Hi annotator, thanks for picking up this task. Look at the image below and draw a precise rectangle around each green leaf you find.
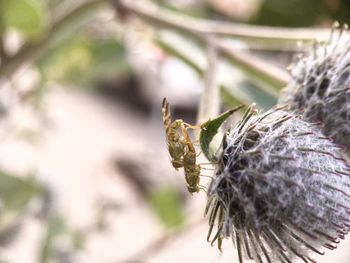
[148,186,184,229]
[0,171,41,211]
[200,106,243,161]
[2,0,48,39]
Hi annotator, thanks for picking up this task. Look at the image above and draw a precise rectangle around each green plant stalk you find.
[0,0,321,85]
[115,0,289,89]
[214,40,288,90]
[155,36,275,107]
[1,0,303,87]
[117,0,330,48]
[197,41,219,125]
[156,37,249,107]
[195,41,220,153]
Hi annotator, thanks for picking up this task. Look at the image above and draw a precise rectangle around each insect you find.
[161,98,187,170]
[181,124,201,193]
[162,98,201,193]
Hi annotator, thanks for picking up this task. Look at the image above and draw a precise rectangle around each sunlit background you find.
[0,0,350,262]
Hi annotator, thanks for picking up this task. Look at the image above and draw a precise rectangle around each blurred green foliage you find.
[0,172,41,212]
[254,0,350,26]
[148,186,185,229]
[37,36,128,86]
[39,216,84,263]
[1,0,350,262]
[157,33,277,110]
[0,170,45,259]
[40,216,66,263]
[1,0,48,39]
[254,0,326,27]
[0,0,130,89]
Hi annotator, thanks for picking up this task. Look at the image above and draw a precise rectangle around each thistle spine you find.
[206,107,350,263]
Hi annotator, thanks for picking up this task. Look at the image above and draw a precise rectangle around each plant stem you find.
[214,40,289,88]
[197,38,219,125]
[117,0,330,48]
[155,36,254,107]
[115,0,289,88]
[1,0,320,85]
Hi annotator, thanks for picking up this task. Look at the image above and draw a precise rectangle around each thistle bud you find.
[206,107,350,263]
[281,27,350,153]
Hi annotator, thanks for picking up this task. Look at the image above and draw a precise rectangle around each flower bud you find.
[281,28,350,154]
[206,107,350,263]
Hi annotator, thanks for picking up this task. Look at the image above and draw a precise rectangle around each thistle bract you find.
[282,28,350,154]
[206,107,350,263]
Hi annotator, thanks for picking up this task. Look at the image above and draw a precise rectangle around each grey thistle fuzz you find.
[206,106,350,263]
[281,25,350,154]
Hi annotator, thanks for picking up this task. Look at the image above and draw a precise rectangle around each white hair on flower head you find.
[282,25,350,155]
[206,106,350,263]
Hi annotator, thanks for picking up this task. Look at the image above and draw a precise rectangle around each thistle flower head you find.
[281,26,350,153]
[206,106,350,263]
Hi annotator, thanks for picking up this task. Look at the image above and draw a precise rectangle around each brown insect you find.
[162,98,201,194]
[161,98,187,169]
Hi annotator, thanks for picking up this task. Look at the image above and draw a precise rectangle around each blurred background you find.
[0,0,350,262]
